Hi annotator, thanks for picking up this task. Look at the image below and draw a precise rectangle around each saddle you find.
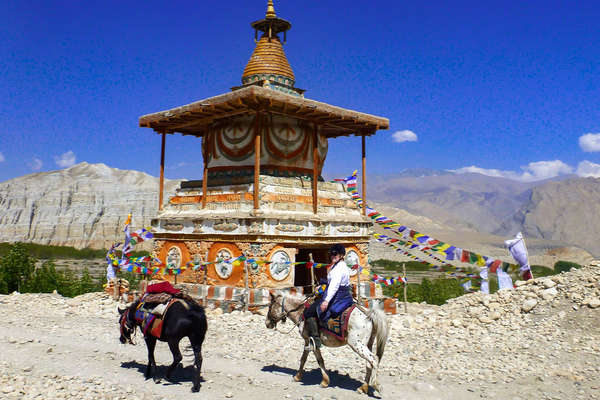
[304,297,356,341]
[134,282,194,339]
[319,304,355,341]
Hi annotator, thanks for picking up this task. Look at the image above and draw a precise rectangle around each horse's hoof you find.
[320,380,329,388]
[191,385,200,393]
[153,377,161,384]
[357,383,369,394]
[372,383,383,396]
[293,373,302,382]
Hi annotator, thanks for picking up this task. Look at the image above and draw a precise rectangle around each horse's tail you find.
[367,308,389,364]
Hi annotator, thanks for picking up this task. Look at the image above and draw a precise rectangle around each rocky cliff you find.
[0,162,179,249]
[499,177,600,256]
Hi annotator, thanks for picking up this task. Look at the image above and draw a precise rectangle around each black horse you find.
[118,298,207,392]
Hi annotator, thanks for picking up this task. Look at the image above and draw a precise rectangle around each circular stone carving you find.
[345,250,360,276]
[166,246,182,269]
[215,248,234,279]
[269,250,291,281]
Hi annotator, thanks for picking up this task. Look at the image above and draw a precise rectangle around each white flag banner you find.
[497,267,514,290]
[505,232,533,279]
[461,280,472,291]
[480,267,489,294]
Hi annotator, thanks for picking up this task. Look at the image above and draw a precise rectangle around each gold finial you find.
[266,0,277,19]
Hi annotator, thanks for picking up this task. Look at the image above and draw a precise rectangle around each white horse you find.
[265,291,389,395]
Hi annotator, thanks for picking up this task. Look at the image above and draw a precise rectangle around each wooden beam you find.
[312,124,319,214]
[361,134,366,216]
[202,140,208,209]
[159,132,166,211]
[254,112,261,210]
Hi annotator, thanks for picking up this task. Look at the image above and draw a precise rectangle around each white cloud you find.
[576,160,600,178]
[579,133,600,152]
[520,160,573,181]
[30,157,43,171]
[452,165,520,180]
[452,160,573,182]
[392,130,418,143]
[0,152,4,162]
[54,150,76,168]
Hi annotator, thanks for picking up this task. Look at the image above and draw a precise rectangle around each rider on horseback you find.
[303,243,354,348]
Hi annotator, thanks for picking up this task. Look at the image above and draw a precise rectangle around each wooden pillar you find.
[254,112,261,210]
[361,134,367,215]
[202,146,208,209]
[312,124,319,214]
[243,256,249,313]
[159,132,166,211]
[403,263,408,314]
[309,253,316,294]
[356,263,362,306]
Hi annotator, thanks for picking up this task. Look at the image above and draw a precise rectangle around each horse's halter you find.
[268,295,305,329]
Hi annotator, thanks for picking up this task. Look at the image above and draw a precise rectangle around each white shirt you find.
[324,260,350,303]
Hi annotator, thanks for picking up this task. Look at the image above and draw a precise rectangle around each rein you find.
[272,295,308,334]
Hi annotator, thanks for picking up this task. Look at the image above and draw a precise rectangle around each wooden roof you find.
[138,86,389,138]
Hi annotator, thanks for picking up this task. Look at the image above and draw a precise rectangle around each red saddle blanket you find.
[319,304,355,341]
[146,281,180,295]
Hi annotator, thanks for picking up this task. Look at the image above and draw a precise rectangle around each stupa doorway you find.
[295,247,329,293]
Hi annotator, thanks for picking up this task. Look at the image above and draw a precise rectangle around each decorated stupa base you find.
[150,175,372,289]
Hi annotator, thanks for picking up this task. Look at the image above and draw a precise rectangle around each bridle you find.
[119,308,136,345]
[267,294,307,333]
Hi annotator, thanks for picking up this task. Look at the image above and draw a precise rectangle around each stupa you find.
[139,1,389,293]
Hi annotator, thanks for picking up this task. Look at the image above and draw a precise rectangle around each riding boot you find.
[305,317,321,349]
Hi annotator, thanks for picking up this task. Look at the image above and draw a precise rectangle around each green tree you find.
[27,260,62,293]
[0,243,36,293]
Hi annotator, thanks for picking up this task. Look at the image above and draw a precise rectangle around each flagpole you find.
[522,235,534,279]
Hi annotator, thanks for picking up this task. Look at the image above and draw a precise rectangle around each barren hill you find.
[0,162,179,249]
[499,177,600,257]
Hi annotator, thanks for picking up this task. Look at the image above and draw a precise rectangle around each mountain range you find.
[0,163,598,262]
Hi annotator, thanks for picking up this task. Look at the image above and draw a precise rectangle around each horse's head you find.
[265,291,287,329]
[118,304,135,344]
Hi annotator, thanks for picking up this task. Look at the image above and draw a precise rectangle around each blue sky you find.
[1,0,599,183]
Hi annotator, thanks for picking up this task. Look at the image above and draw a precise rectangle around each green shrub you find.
[382,277,466,305]
[530,265,555,277]
[371,259,432,272]
[554,260,581,273]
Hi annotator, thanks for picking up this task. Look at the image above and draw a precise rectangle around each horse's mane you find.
[279,291,306,306]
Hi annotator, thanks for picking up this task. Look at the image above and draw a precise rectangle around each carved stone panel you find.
[213,220,239,232]
[275,223,304,233]
[163,222,184,231]
[337,224,359,233]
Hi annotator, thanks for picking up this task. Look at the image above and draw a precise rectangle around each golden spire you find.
[266,0,277,19]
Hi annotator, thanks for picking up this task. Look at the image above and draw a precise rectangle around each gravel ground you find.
[1,263,599,400]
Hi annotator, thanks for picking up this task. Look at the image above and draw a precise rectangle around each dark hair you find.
[328,244,346,257]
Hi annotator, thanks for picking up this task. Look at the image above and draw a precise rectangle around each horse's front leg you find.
[294,338,310,382]
[144,336,158,381]
[166,339,183,381]
[313,344,330,388]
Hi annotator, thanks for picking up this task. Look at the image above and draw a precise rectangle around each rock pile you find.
[0,263,598,399]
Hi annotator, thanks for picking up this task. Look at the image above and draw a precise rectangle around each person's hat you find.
[328,244,346,257]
